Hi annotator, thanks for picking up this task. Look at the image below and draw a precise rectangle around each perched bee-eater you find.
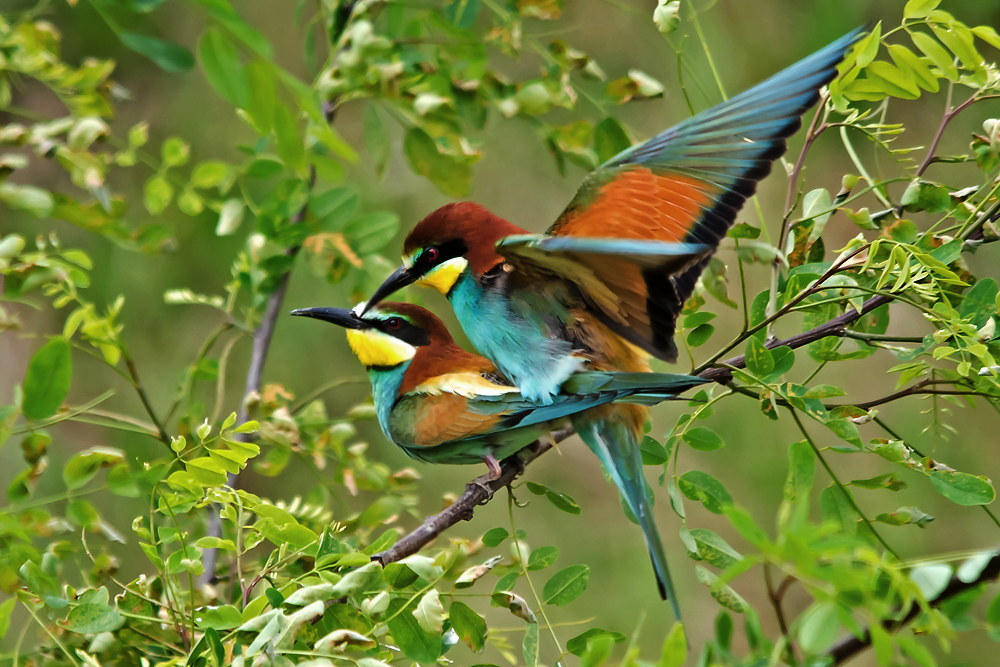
[356,30,861,612]
[292,302,705,614]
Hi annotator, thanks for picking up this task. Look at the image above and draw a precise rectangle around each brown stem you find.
[764,564,798,665]
[371,428,572,565]
[828,549,1000,664]
[200,103,334,587]
[915,90,978,177]
[699,294,893,383]
[121,346,170,445]
[779,94,829,250]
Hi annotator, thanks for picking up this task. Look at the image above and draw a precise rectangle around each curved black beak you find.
[290,306,367,329]
[361,266,417,315]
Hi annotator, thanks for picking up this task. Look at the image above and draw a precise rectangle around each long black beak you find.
[361,266,417,315]
[290,306,367,329]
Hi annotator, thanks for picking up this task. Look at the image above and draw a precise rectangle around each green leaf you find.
[678,471,733,514]
[682,427,724,452]
[443,0,481,29]
[522,619,539,667]
[896,634,936,667]
[194,605,243,630]
[855,22,881,68]
[413,590,445,635]
[144,175,173,215]
[887,43,940,92]
[0,599,14,641]
[744,337,774,377]
[911,31,959,79]
[0,183,54,218]
[852,473,906,492]
[22,337,72,420]
[929,470,996,506]
[867,60,921,99]
[216,199,245,236]
[695,566,747,612]
[877,506,934,528]
[904,0,940,18]
[449,601,487,652]
[274,104,307,175]
[190,161,230,189]
[245,60,275,134]
[657,622,686,667]
[688,528,742,569]
[364,105,390,178]
[117,32,194,72]
[567,629,626,657]
[199,27,248,108]
[687,323,714,347]
[482,527,509,547]
[344,212,399,256]
[987,589,1000,625]
[403,128,470,197]
[527,546,559,571]
[973,25,1000,52]
[728,223,761,239]
[930,22,982,71]
[960,278,998,326]
[783,440,814,503]
[640,436,668,465]
[544,488,582,515]
[798,602,839,653]
[64,603,123,634]
[64,447,125,490]
[593,117,631,163]
[542,564,590,605]
[385,598,442,663]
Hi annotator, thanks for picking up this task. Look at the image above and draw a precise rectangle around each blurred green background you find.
[6,0,1000,663]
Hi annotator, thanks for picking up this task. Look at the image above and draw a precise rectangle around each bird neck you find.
[367,362,411,439]
[461,212,528,276]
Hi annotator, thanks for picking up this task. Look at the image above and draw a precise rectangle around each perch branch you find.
[828,548,1000,664]
[375,295,896,563]
[372,428,573,565]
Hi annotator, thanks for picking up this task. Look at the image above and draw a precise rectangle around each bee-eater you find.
[291,302,706,614]
[362,28,861,402]
[355,30,861,612]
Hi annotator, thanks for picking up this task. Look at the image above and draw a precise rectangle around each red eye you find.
[424,247,439,262]
[386,317,402,330]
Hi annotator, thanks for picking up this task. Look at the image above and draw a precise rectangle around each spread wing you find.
[501,28,863,361]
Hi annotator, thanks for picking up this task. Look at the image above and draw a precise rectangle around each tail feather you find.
[572,414,681,620]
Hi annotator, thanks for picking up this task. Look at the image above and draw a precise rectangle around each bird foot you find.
[466,454,503,503]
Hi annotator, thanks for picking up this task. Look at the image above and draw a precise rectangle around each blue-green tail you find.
[571,414,680,620]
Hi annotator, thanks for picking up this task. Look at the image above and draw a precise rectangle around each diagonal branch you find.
[373,294,895,564]
[828,548,1000,664]
[373,429,571,565]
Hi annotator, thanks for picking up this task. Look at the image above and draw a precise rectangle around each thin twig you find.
[789,410,899,559]
[121,344,169,444]
[764,564,798,665]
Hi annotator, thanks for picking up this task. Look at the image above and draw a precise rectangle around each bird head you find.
[291,301,451,369]
[362,202,527,314]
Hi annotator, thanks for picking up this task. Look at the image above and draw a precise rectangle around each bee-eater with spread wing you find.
[354,30,862,612]
[362,29,862,402]
[292,302,706,615]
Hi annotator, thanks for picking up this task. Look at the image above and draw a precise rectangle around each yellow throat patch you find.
[345,328,416,368]
[416,257,468,295]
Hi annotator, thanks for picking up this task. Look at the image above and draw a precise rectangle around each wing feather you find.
[499,28,862,361]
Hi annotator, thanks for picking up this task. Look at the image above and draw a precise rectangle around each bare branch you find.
[372,428,572,565]
[828,549,1000,664]
[699,294,893,383]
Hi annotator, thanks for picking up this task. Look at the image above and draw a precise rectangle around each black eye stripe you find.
[372,317,431,347]
[414,238,468,271]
